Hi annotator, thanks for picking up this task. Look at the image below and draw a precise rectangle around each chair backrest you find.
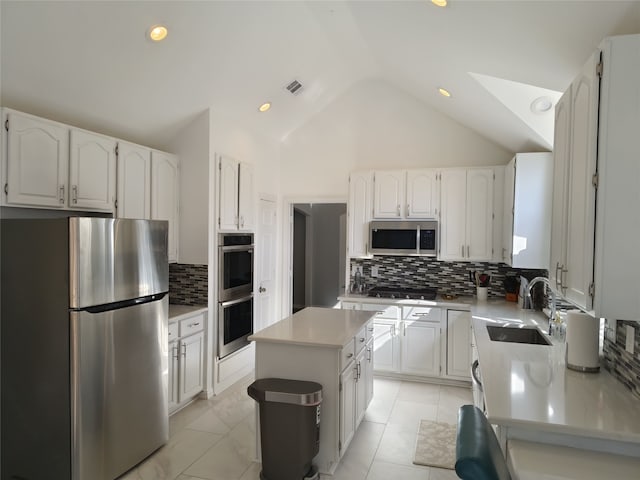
[454,405,512,480]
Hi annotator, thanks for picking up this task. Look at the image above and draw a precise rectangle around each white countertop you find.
[339,293,474,310]
[471,302,640,445]
[168,304,207,322]
[248,306,375,348]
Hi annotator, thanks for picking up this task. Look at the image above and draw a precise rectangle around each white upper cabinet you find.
[4,110,69,208]
[69,129,116,211]
[151,151,179,263]
[502,153,553,268]
[347,171,373,258]
[440,168,494,261]
[373,170,404,218]
[372,169,439,220]
[218,155,254,232]
[406,169,440,219]
[116,141,151,219]
[551,34,640,319]
[238,162,254,231]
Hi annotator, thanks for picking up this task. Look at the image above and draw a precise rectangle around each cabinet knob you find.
[360,337,365,342]
[189,322,200,327]
[347,353,353,359]
[259,286,266,293]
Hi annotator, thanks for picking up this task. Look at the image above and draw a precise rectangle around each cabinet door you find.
[355,349,367,425]
[364,339,374,409]
[219,155,239,230]
[6,111,68,208]
[564,52,600,310]
[348,171,373,258]
[373,320,398,372]
[69,130,116,212]
[341,301,361,310]
[151,151,179,263]
[401,320,440,377]
[502,158,515,264]
[180,332,204,401]
[446,310,471,379]
[373,170,404,218]
[339,363,357,453]
[168,341,180,411]
[439,169,467,260]
[466,168,494,261]
[238,162,254,231]
[116,141,151,219]
[550,88,571,292]
[407,169,439,218]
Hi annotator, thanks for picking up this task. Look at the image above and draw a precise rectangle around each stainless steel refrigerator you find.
[1,217,170,480]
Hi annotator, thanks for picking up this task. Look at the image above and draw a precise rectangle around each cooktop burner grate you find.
[367,286,437,300]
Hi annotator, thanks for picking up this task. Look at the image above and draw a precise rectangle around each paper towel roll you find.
[565,310,600,372]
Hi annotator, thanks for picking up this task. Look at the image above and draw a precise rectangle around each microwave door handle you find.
[220,294,254,307]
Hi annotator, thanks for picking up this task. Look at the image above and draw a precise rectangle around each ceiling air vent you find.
[285,79,304,95]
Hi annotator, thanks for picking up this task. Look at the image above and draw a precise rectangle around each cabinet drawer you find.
[402,306,441,322]
[362,304,400,320]
[342,301,361,310]
[341,339,356,371]
[355,326,367,353]
[168,322,179,341]
[179,312,205,336]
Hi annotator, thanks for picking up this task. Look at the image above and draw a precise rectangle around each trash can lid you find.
[247,378,322,406]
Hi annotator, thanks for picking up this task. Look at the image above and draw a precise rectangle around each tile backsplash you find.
[169,263,208,305]
[603,319,640,400]
[349,256,547,300]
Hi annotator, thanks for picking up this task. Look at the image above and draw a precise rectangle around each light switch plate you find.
[626,325,635,354]
[371,266,379,277]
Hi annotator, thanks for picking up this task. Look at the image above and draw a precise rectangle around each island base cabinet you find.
[253,325,373,475]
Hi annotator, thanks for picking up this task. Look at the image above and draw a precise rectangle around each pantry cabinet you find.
[372,169,439,219]
[440,168,494,261]
[502,153,552,268]
[347,171,373,258]
[218,155,254,231]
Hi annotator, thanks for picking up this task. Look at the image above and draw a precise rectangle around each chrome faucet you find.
[526,277,556,334]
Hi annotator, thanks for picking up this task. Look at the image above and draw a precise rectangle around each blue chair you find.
[454,405,512,480]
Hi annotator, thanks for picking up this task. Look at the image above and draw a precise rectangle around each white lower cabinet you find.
[446,310,472,380]
[339,332,374,454]
[345,300,470,382]
[168,311,206,413]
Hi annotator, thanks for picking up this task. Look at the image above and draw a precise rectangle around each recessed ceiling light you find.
[530,96,554,114]
[149,25,168,42]
[438,87,451,97]
[258,102,271,113]
[432,0,448,7]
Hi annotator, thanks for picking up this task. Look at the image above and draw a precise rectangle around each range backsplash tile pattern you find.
[349,256,546,300]
[169,263,208,305]
[603,318,640,400]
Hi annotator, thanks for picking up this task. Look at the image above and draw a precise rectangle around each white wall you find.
[280,77,513,197]
[168,109,210,265]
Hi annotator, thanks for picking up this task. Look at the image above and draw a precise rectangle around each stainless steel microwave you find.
[369,221,438,256]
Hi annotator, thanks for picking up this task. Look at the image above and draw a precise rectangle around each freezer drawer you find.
[70,296,169,480]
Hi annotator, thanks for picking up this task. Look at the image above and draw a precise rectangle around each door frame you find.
[281,196,347,317]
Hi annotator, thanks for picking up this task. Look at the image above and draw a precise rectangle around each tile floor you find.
[121,376,472,480]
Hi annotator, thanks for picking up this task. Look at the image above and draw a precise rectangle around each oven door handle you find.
[220,245,254,252]
[220,294,254,307]
[471,359,483,391]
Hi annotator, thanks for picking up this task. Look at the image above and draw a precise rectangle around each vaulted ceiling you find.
[2,1,639,153]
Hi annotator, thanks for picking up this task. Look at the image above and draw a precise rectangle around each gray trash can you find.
[248,378,322,480]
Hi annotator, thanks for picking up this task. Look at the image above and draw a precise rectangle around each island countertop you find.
[248,306,375,348]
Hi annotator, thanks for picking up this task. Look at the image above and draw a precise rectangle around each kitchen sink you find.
[486,325,552,346]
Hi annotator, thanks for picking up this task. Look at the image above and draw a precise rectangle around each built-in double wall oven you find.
[218,233,254,359]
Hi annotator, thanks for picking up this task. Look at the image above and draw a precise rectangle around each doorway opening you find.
[292,203,346,313]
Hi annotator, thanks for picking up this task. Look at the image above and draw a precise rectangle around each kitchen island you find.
[248,307,375,475]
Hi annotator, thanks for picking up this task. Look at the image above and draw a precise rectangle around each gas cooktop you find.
[367,286,438,300]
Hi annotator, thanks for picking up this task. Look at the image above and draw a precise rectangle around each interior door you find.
[256,197,277,331]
